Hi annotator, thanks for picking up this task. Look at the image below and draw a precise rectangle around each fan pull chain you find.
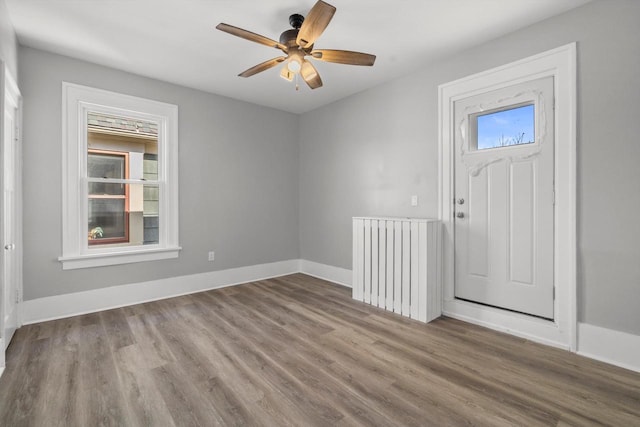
[295,73,299,91]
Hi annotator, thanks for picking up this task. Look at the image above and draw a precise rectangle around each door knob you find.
[457,198,465,205]
[456,212,465,219]
[4,243,14,250]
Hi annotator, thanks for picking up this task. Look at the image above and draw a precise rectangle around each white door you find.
[453,76,554,319]
[2,73,20,349]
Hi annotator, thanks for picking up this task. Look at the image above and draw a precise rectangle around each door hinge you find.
[553,287,556,300]
[552,190,555,206]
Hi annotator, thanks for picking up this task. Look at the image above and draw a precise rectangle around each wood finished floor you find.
[0,274,639,426]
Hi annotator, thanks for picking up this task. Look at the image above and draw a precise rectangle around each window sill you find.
[58,246,181,270]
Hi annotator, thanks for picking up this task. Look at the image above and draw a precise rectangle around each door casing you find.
[438,43,577,351]
[0,63,23,368]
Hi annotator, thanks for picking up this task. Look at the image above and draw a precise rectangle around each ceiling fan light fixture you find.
[280,66,294,81]
[287,57,302,73]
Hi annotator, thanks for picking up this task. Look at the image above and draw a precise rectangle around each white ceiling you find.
[6,0,591,114]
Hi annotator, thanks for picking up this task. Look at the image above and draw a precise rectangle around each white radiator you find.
[352,217,441,323]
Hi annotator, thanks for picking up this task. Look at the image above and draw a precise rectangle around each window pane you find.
[88,152,125,179]
[476,104,535,150]
[83,110,162,250]
[143,184,159,244]
[130,184,160,245]
[143,153,158,180]
[88,199,127,243]
[88,151,126,195]
[87,112,158,139]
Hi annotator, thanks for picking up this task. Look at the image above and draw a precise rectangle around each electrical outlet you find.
[411,195,419,207]
[208,251,215,262]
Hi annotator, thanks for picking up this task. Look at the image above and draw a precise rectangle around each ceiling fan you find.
[216,0,376,90]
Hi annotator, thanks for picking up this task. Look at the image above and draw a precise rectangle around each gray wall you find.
[299,0,640,335]
[0,0,18,79]
[20,46,299,300]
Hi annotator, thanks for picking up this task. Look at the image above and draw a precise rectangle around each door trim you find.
[0,63,24,352]
[438,43,577,351]
[8,69,23,329]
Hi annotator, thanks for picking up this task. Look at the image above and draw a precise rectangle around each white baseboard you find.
[22,258,352,325]
[22,259,299,325]
[299,259,352,288]
[577,323,640,373]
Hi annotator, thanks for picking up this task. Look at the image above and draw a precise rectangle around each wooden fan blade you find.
[296,1,336,49]
[216,23,287,52]
[238,57,286,78]
[301,60,323,89]
[311,49,376,66]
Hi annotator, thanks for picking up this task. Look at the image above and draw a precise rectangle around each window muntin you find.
[473,103,535,150]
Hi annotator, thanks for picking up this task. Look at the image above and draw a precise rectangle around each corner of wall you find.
[0,0,19,80]
[577,323,640,373]
[299,259,351,288]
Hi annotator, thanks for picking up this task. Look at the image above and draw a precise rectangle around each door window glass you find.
[475,104,534,150]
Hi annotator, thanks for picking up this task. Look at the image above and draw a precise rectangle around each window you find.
[60,83,180,269]
[472,103,535,150]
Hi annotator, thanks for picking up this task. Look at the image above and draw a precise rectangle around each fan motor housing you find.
[279,29,299,47]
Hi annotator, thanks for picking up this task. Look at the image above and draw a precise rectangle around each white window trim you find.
[60,83,180,269]
[438,43,577,351]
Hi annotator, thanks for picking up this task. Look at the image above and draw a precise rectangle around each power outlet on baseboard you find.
[208,251,215,262]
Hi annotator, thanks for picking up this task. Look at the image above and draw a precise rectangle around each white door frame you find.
[438,43,577,351]
[0,62,23,366]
